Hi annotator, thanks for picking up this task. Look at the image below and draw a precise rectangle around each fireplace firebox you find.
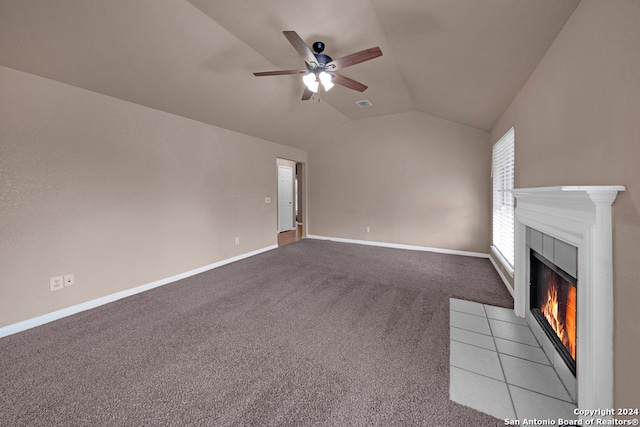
[530,250,577,376]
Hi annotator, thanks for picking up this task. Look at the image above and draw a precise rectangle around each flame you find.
[541,281,576,360]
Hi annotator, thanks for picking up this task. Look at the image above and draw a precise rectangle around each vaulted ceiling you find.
[0,0,580,150]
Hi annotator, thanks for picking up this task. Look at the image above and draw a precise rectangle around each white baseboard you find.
[0,244,278,338]
[306,234,489,258]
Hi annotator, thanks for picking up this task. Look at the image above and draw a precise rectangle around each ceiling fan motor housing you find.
[305,54,333,71]
[314,53,333,67]
[311,41,332,67]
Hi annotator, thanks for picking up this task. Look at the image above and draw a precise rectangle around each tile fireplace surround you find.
[510,186,625,413]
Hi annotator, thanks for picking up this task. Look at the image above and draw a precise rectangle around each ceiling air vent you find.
[355,100,372,107]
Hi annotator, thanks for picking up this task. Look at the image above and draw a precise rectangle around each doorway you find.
[277,158,304,246]
[277,164,294,232]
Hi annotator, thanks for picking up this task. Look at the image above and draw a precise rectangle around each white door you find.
[278,165,294,232]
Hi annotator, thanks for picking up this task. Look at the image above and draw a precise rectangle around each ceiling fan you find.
[253,31,383,101]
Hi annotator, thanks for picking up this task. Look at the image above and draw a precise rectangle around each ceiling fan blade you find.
[283,31,318,68]
[326,47,382,71]
[253,70,306,76]
[301,87,313,101]
[331,73,368,92]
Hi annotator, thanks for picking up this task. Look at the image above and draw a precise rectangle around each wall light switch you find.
[265,197,271,204]
[50,276,64,291]
[64,274,74,287]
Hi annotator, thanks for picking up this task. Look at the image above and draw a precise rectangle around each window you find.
[492,127,515,270]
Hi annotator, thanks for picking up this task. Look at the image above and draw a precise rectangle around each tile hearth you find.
[449,298,577,421]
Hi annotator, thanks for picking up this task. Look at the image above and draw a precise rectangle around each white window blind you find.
[492,127,515,269]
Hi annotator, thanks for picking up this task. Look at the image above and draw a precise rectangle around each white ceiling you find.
[0,0,580,150]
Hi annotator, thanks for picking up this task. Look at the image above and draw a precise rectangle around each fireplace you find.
[510,185,624,414]
[529,249,577,376]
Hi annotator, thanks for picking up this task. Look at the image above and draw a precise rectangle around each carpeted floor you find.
[0,239,513,426]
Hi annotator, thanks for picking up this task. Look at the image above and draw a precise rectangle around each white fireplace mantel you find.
[511,185,625,412]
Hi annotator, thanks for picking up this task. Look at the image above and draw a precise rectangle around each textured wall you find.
[490,0,640,409]
[308,111,491,254]
[0,66,306,327]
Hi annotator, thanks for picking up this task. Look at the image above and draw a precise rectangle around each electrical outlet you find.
[365,226,371,233]
[235,237,240,245]
[50,276,64,291]
[64,274,74,287]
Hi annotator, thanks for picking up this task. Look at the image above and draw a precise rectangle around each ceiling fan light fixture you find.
[319,71,334,91]
[303,73,319,93]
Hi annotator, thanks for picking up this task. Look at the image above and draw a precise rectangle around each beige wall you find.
[308,111,491,254]
[490,0,640,408]
[0,66,306,327]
